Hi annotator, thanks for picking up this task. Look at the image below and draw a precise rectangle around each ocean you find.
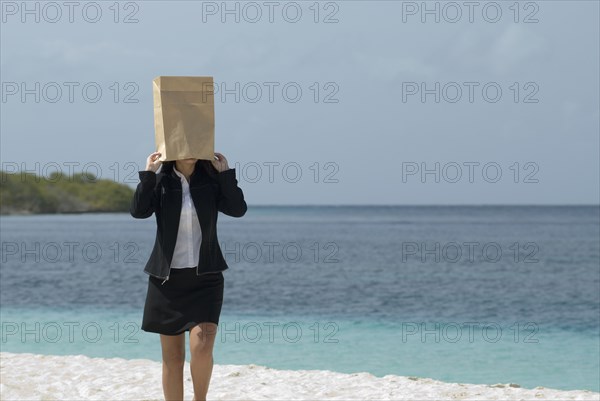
[1,206,598,392]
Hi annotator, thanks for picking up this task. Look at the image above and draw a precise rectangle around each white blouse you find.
[170,166,202,269]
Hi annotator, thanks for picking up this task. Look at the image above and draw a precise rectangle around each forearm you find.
[216,168,247,217]
[130,170,158,219]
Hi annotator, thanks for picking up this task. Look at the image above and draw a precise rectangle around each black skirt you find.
[142,267,224,336]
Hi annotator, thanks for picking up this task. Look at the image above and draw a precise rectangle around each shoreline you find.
[1,352,599,400]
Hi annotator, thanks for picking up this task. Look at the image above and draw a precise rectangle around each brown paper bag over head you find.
[153,76,215,162]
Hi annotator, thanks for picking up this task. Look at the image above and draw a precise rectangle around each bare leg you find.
[160,333,186,401]
[189,322,218,401]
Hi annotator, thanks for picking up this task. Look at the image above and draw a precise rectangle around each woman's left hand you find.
[212,152,230,173]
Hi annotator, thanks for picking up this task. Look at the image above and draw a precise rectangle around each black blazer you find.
[130,160,247,284]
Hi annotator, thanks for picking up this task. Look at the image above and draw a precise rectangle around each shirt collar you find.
[172,166,187,182]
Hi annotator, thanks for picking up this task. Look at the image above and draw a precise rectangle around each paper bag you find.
[153,76,215,161]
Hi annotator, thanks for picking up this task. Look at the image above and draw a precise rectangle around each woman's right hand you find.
[145,151,162,172]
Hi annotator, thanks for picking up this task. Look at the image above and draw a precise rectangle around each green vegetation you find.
[0,170,134,215]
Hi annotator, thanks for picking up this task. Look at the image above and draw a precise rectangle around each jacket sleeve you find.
[216,168,247,218]
[130,171,159,219]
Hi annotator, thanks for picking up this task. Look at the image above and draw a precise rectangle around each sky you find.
[1,0,599,205]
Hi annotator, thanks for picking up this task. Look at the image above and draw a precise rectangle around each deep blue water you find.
[1,206,599,392]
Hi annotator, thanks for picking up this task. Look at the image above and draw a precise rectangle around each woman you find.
[130,151,247,401]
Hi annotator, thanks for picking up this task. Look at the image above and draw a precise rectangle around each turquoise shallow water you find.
[1,206,599,391]
[1,305,598,392]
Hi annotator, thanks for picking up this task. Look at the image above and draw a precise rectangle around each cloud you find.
[488,25,547,75]
[38,39,143,65]
[351,52,437,82]
[437,25,547,77]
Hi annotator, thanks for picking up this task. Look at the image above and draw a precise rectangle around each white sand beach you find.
[1,352,598,400]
